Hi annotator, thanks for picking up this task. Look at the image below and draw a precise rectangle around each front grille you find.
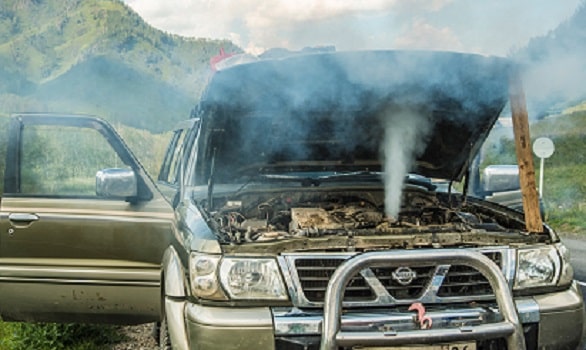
[372,266,436,299]
[295,258,374,302]
[288,250,505,306]
[438,251,502,297]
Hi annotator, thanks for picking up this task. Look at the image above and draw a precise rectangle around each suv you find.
[0,50,584,350]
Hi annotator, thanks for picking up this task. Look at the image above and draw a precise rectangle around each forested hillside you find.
[0,0,241,131]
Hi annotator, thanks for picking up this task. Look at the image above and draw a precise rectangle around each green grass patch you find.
[0,322,126,350]
[547,206,586,233]
[532,114,586,233]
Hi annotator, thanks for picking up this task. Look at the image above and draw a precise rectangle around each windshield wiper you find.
[235,171,436,192]
[248,171,382,187]
[316,172,437,191]
[313,171,382,184]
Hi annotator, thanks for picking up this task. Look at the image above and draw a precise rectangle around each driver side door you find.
[0,114,174,324]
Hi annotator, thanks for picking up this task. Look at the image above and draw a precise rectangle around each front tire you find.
[159,317,172,350]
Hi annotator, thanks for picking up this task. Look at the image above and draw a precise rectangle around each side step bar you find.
[320,249,526,350]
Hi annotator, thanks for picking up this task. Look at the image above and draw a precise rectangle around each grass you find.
[539,164,586,233]
[530,112,586,233]
[0,322,126,350]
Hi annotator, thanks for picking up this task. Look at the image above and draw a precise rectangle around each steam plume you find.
[381,108,432,219]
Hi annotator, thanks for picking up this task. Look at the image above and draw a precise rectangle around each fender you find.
[162,246,190,350]
[162,246,187,298]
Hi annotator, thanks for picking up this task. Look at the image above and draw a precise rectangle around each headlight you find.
[555,242,574,287]
[189,253,288,301]
[514,246,561,290]
[189,253,226,300]
[219,258,288,300]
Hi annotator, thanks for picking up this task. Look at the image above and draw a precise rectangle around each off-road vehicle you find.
[0,50,583,350]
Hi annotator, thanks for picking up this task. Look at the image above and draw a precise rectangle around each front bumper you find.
[176,249,584,350]
[184,304,275,350]
[533,282,585,349]
[179,283,584,350]
[273,284,584,349]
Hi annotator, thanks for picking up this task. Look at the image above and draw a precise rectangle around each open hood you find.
[198,50,512,183]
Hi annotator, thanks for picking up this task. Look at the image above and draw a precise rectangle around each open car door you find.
[0,114,174,324]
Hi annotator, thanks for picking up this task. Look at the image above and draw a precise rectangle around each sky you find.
[122,0,583,56]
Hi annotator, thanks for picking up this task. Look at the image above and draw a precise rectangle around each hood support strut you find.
[509,70,543,233]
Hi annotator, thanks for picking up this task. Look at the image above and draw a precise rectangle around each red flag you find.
[210,48,235,71]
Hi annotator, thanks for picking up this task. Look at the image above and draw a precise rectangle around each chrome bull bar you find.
[320,249,526,350]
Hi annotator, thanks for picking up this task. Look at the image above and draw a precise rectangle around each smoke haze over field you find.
[517,3,586,117]
[521,54,586,118]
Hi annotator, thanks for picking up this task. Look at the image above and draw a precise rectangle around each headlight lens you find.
[189,253,288,301]
[555,242,574,287]
[219,258,288,300]
[514,246,561,290]
[189,253,226,300]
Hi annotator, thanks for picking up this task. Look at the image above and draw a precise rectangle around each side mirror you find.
[96,168,137,199]
[482,165,520,193]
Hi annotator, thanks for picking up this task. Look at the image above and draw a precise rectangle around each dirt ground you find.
[112,323,157,350]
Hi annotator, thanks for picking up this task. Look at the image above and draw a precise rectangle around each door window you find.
[20,125,125,197]
[158,119,199,187]
[159,129,188,186]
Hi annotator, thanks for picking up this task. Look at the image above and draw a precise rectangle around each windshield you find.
[208,111,383,185]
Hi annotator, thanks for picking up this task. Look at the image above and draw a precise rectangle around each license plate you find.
[356,342,476,350]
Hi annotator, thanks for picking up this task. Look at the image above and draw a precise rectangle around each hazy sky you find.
[122,0,583,56]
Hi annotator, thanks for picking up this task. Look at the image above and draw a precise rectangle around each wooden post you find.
[509,70,543,233]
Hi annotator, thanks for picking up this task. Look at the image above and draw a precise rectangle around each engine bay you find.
[208,185,529,244]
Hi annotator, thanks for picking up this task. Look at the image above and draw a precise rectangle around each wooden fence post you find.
[509,70,543,233]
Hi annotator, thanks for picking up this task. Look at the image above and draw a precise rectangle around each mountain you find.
[515,1,586,118]
[0,0,241,132]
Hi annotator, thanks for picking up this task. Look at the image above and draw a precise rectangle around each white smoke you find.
[513,3,586,117]
[381,108,432,219]
[522,53,586,117]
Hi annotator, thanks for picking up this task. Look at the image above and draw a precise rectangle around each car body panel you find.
[0,196,173,261]
[185,304,275,350]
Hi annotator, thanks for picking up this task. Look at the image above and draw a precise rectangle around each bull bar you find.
[320,249,526,350]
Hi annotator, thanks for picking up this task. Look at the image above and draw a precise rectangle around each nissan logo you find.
[392,266,417,285]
